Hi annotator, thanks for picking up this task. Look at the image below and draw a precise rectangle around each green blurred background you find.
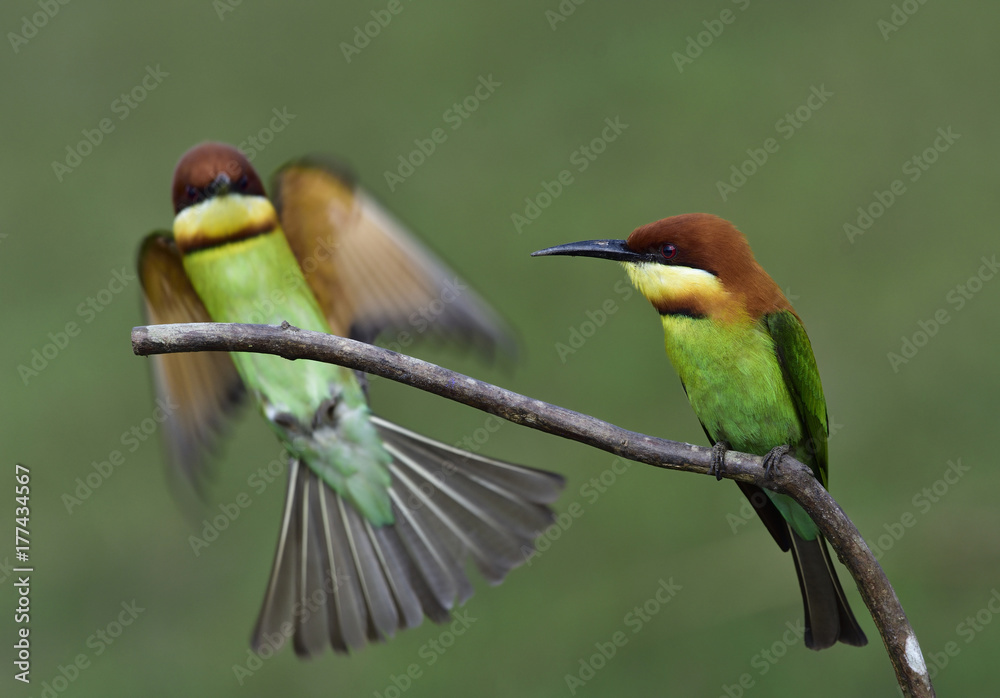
[2,1,997,696]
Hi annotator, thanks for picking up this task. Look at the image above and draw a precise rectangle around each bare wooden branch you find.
[131,321,934,697]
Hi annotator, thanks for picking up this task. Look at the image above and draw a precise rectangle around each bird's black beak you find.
[206,172,232,198]
[531,239,639,262]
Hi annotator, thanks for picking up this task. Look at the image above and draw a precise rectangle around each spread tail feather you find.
[251,418,565,657]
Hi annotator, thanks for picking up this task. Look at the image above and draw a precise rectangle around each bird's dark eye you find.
[237,174,248,189]
[660,244,678,260]
[186,185,200,202]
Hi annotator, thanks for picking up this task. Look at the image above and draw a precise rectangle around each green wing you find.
[764,310,829,486]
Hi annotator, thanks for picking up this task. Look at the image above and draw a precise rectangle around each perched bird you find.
[138,142,564,657]
[532,213,867,649]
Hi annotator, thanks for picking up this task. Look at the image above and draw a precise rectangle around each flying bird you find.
[138,142,564,657]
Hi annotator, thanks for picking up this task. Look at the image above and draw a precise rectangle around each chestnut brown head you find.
[171,142,265,214]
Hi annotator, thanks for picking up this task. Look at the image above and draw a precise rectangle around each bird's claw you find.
[312,394,343,429]
[709,441,730,481]
[762,444,792,478]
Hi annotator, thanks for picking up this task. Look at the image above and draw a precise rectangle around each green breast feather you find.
[661,309,828,540]
[182,231,394,525]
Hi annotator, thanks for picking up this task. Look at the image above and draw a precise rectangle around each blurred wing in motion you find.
[137,232,245,491]
[271,157,516,357]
